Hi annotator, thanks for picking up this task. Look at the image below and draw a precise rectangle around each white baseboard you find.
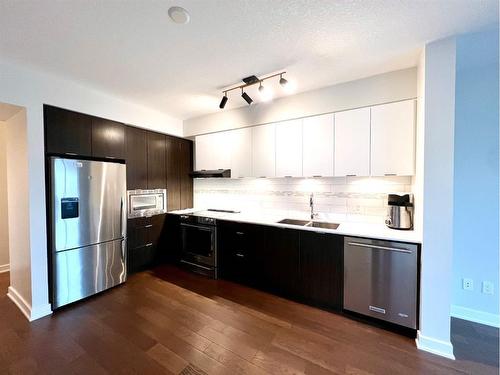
[7,286,31,321]
[416,331,455,360]
[7,286,52,322]
[0,263,9,273]
[30,303,52,321]
[451,305,500,328]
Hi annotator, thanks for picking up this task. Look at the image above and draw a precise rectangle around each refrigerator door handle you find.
[120,196,125,238]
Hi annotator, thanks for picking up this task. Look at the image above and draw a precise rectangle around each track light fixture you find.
[219,92,228,109]
[241,88,253,105]
[218,71,291,109]
[279,73,288,87]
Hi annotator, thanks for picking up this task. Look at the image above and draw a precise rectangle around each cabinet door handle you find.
[65,152,77,156]
[346,174,356,177]
[105,156,116,159]
[236,231,245,235]
[145,243,153,247]
[235,253,245,258]
[384,173,396,176]
[144,224,153,228]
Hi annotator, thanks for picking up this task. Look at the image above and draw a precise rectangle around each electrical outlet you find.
[463,278,474,291]
[482,281,494,295]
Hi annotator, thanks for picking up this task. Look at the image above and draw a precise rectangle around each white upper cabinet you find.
[302,114,334,177]
[195,132,231,171]
[275,119,303,177]
[252,124,276,177]
[193,100,416,179]
[334,107,370,176]
[229,127,252,178]
[371,100,416,176]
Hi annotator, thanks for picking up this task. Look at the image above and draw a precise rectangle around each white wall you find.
[0,59,183,320]
[0,121,9,271]
[184,68,417,136]
[451,29,499,327]
[4,110,34,319]
[413,52,425,237]
[416,37,456,359]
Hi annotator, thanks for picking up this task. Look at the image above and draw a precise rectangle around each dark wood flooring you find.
[0,266,498,374]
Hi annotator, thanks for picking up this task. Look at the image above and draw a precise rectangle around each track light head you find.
[279,74,288,87]
[241,89,253,105]
[258,81,273,102]
[219,93,228,109]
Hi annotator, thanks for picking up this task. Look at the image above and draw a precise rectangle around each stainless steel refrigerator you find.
[50,157,127,309]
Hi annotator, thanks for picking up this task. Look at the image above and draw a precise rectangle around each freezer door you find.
[52,239,126,308]
[51,157,126,252]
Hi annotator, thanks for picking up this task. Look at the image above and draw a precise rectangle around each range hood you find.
[190,169,231,178]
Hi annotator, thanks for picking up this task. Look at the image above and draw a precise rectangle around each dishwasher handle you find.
[347,242,412,254]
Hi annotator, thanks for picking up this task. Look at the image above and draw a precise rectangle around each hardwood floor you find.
[0,267,498,374]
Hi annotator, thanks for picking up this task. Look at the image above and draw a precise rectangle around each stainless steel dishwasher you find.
[343,237,418,329]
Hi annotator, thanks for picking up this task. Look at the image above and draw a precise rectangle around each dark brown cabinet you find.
[218,221,260,285]
[91,118,125,159]
[165,136,181,211]
[299,231,343,311]
[217,221,344,311]
[44,106,92,156]
[125,126,148,189]
[127,214,166,273]
[179,138,193,209]
[219,222,301,297]
[165,136,193,211]
[257,226,301,297]
[147,132,166,189]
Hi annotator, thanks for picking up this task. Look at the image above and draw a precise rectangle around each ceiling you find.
[0,1,497,120]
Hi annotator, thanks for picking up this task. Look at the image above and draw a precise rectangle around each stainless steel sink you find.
[277,218,340,230]
[278,218,311,226]
[307,221,340,230]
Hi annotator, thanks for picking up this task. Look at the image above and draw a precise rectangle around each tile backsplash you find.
[194,176,413,223]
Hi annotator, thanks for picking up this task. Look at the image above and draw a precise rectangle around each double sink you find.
[278,218,340,230]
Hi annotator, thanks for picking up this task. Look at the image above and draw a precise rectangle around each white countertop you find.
[169,208,421,244]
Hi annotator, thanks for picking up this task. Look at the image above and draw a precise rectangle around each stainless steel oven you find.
[179,214,217,278]
[127,189,166,218]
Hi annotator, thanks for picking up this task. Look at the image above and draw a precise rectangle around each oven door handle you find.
[180,223,214,231]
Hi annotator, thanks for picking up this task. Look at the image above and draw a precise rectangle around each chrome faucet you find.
[309,193,318,220]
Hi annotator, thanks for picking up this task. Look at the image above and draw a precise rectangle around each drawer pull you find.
[236,231,245,235]
[235,253,245,258]
[347,242,412,254]
[145,243,153,247]
[144,224,153,228]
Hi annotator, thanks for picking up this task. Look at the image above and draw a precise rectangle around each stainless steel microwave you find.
[126,189,167,218]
